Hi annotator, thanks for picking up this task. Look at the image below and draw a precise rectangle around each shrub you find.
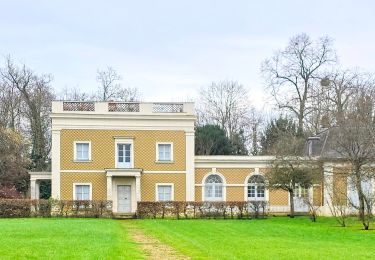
[0,199,112,218]
[137,201,268,219]
[0,199,31,217]
[0,186,23,199]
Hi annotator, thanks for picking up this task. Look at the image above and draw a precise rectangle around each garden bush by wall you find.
[137,201,268,219]
[0,199,112,218]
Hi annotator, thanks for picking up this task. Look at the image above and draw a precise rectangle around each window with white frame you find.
[204,174,223,201]
[75,142,90,161]
[157,185,173,201]
[74,184,91,200]
[247,175,265,200]
[117,143,132,168]
[157,143,172,162]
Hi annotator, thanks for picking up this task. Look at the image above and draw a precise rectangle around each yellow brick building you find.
[29,101,335,215]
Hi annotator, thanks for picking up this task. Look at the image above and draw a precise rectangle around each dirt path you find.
[121,221,190,260]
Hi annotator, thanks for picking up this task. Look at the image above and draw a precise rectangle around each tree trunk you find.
[289,190,295,218]
[252,124,258,155]
[354,169,365,224]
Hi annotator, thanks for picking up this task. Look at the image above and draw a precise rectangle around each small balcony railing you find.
[108,102,140,112]
[153,103,184,113]
[63,101,95,111]
[55,101,193,115]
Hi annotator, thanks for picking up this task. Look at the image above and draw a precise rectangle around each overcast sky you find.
[1,0,374,110]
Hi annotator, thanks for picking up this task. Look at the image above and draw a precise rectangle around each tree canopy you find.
[195,125,234,155]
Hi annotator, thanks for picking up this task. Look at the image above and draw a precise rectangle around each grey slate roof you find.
[306,127,342,159]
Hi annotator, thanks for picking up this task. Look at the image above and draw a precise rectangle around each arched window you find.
[247,175,265,200]
[204,174,223,201]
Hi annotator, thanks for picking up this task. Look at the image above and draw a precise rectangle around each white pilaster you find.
[135,176,141,201]
[51,130,61,199]
[322,163,334,215]
[30,179,36,199]
[107,176,112,201]
[185,131,195,201]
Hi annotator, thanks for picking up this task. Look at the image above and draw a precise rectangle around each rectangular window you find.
[157,185,172,201]
[75,142,90,161]
[157,143,172,161]
[117,143,131,168]
[75,185,90,200]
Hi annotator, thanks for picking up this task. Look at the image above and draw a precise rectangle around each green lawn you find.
[0,218,143,259]
[1,217,374,259]
[132,217,375,259]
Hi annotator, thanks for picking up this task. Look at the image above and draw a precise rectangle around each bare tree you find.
[303,194,321,222]
[331,79,375,230]
[267,130,320,217]
[1,56,54,171]
[95,66,141,101]
[0,66,23,130]
[323,70,366,125]
[117,86,140,102]
[96,67,121,101]
[262,33,337,135]
[197,80,253,154]
[59,86,90,101]
[250,108,262,155]
[325,181,351,227]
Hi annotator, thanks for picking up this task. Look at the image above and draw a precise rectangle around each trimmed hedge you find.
[137,201,268,219]
[0,199,112,218]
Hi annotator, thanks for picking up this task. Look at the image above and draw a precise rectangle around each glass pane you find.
[158,150,163,160]
[82,144,88,153]
[76,185,90,200]
[76,143,89,160]
[257,186,265,198]
[248,186,255,198]
[205,175,222,184]
[205,186,213,198]
[83,186,89,193]
[164,192,171,200]
[215,185,222,198]
[158,186,172,201]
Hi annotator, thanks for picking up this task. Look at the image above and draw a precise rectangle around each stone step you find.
[113,213,136,219]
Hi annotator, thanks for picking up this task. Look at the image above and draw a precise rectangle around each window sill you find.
[155,160,174,164]
[73,160,92,163]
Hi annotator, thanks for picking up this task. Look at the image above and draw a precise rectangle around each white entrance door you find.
[293,185,309,212]
[117,185,131,213]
